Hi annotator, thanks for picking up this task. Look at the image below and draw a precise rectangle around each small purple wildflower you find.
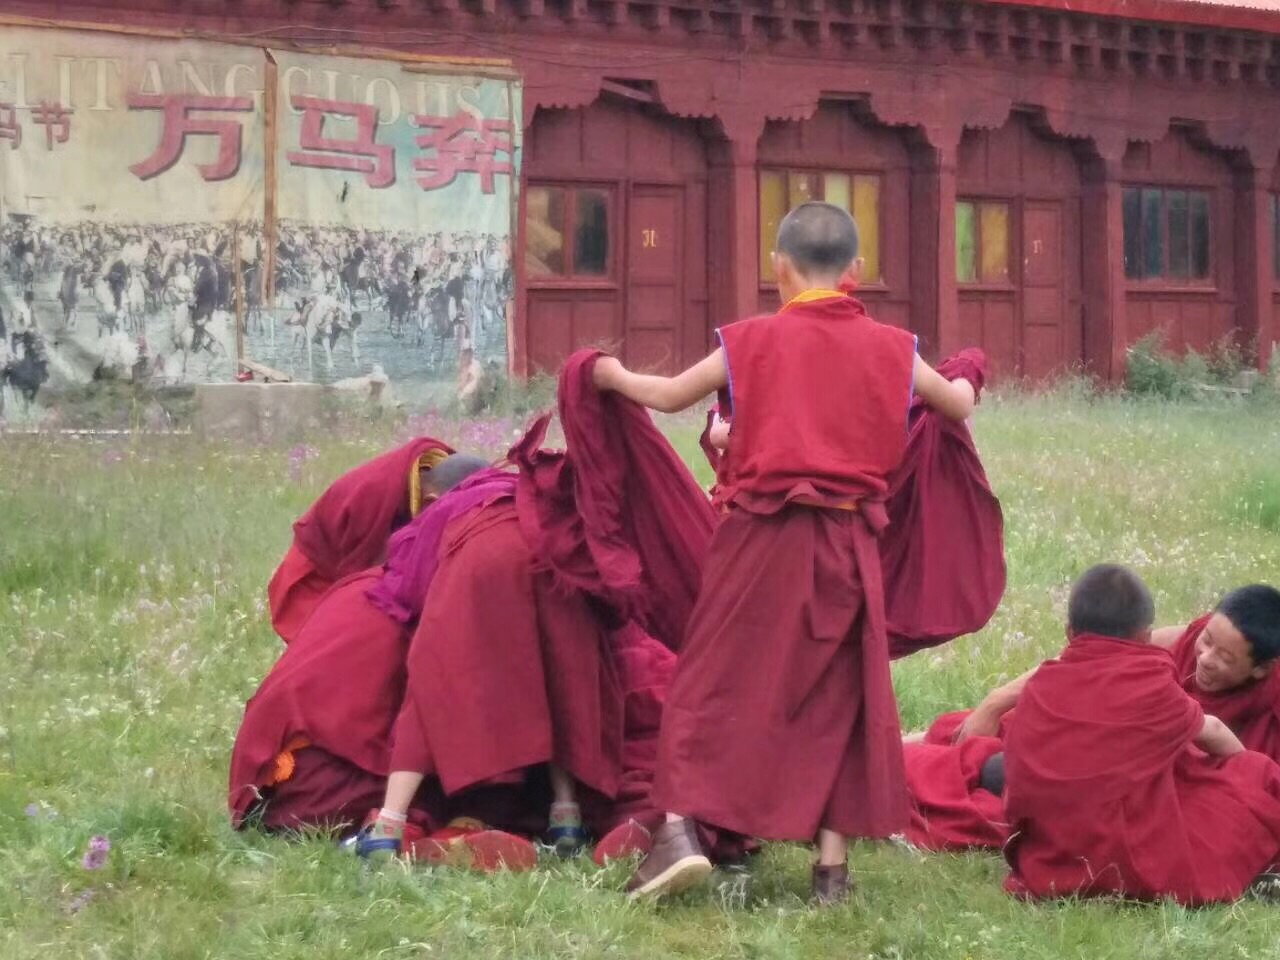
[81,835,111,871]
[65,890,95,914]
[24,803,39,818]
[100,448,126,467]
[286,444,319,484]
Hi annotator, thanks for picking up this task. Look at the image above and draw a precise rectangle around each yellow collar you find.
[780,288,847,312]
[409,447,452,517]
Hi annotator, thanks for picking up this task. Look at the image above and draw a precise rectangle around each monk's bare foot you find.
[624,820,711,900]
[811,863,854,906]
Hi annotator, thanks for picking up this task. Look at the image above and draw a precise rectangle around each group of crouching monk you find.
[230,202,1280,908]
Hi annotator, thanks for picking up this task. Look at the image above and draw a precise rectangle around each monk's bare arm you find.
[1195,714,1245,758]
[913,355,977,422]
[594,350,728,414]
[1150,625,1186,651]
[953,667,1036,743]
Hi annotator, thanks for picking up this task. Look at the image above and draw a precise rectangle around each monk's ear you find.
[1251,659,1274,681]
[773,252,796,289]
[842,258,864,286]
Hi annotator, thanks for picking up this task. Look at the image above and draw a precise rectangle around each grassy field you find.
[3,389,1280,960]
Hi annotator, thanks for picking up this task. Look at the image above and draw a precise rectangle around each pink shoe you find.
[592,819,653,867]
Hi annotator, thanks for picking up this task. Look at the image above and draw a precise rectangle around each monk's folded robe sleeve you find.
[511,349,718,653]
[882,348,1006,659]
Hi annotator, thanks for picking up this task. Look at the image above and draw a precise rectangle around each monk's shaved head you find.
[424,453,490,495]
[776,202,859,279]
[1218,584,1280,665]
[1067,564,1155,640]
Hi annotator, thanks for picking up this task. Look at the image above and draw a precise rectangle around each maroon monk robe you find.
[388,499,626,802]
[578,622,675,835]
[883,349,1005,659]
[511,350,718,653]
[266,545,331,647]
[1171,615,1280,762]
[231,570,420,830]
[904,713,1008,851]
[268,436,452,643]
[653,294,916,841]
[1004,634,1280,905]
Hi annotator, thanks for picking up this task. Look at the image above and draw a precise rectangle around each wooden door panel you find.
[1020,200,1066,377]
[626,185,683,373]
[1023,203,1063,288]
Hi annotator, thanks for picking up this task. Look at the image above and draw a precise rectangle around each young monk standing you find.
[593,201,977,904]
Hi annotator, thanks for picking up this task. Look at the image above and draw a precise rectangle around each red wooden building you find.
[10,0,1280,380]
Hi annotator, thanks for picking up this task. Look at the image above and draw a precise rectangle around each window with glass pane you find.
[759,171,787,283]
[980,203,1010,283]
[573,190,610,275]
[526,185,613,279]
[956,199,1009,284]
[758,169,882,284]
[852,176,881,284]
[955,201,977,283]
[1189,192,1209,280]
[1142,188,1164,279]
[1168,190,1190,279]
[1121,186,1211,281]
[526,186,566,277]
[1123,187,1142,278]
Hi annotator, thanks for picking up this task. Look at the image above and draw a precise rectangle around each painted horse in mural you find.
[287,294,362,372]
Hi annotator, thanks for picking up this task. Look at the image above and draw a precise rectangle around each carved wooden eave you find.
[281,0,1280,86]
[5,0,1279,160]
[30,0,1274,85]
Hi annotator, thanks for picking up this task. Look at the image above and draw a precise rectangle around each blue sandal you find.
[351,825,403,862]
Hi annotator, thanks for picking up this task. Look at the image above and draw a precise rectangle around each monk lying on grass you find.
[1001,564,1280,905]
[903,582,1280,853]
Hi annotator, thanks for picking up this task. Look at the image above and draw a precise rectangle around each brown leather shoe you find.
[811,863,853,906]
[624,819,712,900]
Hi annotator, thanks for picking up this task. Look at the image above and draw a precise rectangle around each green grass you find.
[3,391,1280,959]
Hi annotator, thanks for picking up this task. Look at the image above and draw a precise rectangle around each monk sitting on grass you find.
[1001,564,1280,905]
[903,583,1280,853]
